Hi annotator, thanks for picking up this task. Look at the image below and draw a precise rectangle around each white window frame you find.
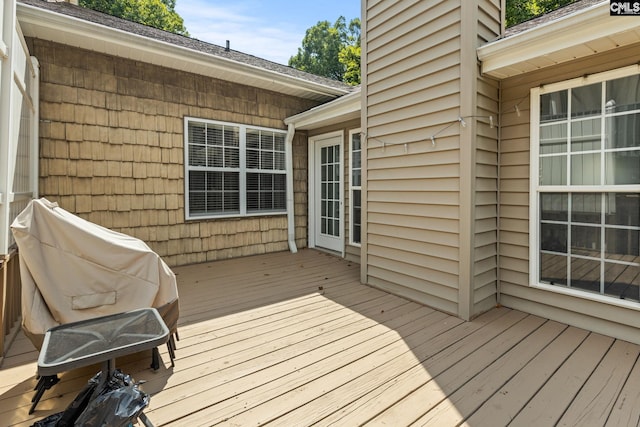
[529,64,640,308]
[184,117,288,220]
[349,128,361,246]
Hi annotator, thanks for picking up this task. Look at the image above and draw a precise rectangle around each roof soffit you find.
[285,89,361,130]
[477,2,640,79]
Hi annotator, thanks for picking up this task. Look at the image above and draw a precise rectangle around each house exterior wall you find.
[473,0,501,315]
[473,69,500,315]
[29,38,319,267]
[498,42,640,343]
[362,0,500,318]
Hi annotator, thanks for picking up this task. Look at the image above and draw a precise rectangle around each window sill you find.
[532,281,640,311]
[186,211,287,221]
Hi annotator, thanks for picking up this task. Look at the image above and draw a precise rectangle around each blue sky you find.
[175,0,361,65]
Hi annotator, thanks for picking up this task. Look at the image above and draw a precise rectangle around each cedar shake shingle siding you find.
[31,39,318,267]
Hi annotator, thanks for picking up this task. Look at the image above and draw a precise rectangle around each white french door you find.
[309,133,343,253]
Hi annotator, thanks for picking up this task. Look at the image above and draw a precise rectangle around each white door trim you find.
[308,131,344,255]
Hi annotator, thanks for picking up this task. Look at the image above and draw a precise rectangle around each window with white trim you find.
[185,117,287,219]
[531,67,640,302]
[350,129,361,245]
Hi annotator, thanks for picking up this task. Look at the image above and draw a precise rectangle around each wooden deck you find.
[2,249,640,426]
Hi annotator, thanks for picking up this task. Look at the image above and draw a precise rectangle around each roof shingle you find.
[504,0,605,37]
[18,0,353,92]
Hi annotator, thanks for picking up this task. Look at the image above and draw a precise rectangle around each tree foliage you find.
[289,17,361,86]
[79,0,189,36]
[506,0,577,27]
[289,1,578,84]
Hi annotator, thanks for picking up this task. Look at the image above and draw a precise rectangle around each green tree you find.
[339,18,361,85]
[289,17,361,86]
[292,2,578,84]
[506,0,577,27]
[79,0,189,36]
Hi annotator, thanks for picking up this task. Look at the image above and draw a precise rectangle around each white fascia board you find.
[16,3,349,100]
[284,88,361,129]
[478,2,639,78]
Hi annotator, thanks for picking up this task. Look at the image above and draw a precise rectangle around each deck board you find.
[1,249,640,426]
[557,339,640,426]
[509,332,615,426]
[462,326,589,427]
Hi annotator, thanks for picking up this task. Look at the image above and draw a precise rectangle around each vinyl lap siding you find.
[472,0,501,315]
[365,0,462,314]
[474,76,499,314]
[477,0,501,44]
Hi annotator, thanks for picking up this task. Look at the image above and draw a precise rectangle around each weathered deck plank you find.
[1,249,640,426]
[462,325,589,427]
[557,339,640,426]
[508,332,615,426]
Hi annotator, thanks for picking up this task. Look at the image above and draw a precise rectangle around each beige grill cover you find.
[11,198,179,349]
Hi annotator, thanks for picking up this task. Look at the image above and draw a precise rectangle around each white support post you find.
[0,0,17,255]
[30,56,39,199]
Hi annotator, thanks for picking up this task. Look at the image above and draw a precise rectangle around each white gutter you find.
[285,88,361,129]
[477,2,639,78]
[16,3,350,100]
[285,123,297,253]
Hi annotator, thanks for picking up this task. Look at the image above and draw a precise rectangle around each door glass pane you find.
[320,144,340,238]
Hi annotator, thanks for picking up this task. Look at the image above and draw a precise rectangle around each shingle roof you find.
[18,0,353,92]
[504,0,605,37]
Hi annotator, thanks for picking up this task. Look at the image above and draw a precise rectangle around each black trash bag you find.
[31,412,62,427]
[31,373,100,427]
[31,370,149,427]
[74,370,149,427]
